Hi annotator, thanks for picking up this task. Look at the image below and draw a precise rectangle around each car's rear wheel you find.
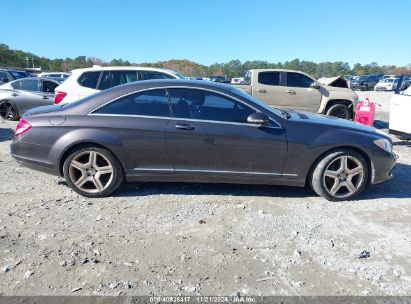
[0,102,19,120]
[310,149,369,201]
[326,103,351,119]
[63,146,124,197]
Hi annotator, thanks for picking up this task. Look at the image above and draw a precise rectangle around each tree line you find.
[1,43,410,79]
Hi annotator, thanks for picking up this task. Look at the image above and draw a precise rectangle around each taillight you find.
[54,91,67,104]
[15,119,32,136]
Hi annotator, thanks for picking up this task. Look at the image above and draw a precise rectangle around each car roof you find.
[70,66,180,75]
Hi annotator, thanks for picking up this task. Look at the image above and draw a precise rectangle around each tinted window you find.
[144,71,175,80]
[19,79,39,91]
[168,88,254,123]
[11,71,29,79]
[110,71,139,87]
[43,81,59,93]
[286,72,314,88]
[258,72,280,86]
[0,71,9,81]
[10,80,21,89]
[78,71,100,89]
[94,89,169,117]
[99,71,110,90]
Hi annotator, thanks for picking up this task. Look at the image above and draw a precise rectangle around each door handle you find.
[258,89,267,93]
[11,93,19,97]
[285,90,296,95]
[175,124,195,131]
[42,96,50,99]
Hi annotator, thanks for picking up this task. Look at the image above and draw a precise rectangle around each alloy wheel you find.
[68,150,114,194]
[322,155,365,199]
[0,103,15,120]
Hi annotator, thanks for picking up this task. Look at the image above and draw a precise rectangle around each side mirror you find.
[247,112,269,126]
[310,81,320,89]
[1,78,9,83]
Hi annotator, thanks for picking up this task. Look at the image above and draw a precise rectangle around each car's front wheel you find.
[310,149,369,201]
[326,103,351,119]
[63,146,124,197]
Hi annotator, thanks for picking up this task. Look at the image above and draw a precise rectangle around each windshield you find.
[11,71,30,79]
[383,79,395,83]
[358,76,367,81]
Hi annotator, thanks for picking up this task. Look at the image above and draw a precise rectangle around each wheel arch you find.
[324,99,354,116]
[58,141,125,177]
[306,145,372,187]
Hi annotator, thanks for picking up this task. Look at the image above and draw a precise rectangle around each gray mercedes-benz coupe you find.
[10,80,397,201]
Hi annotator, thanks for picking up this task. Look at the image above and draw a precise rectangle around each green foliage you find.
[1,43,410,78]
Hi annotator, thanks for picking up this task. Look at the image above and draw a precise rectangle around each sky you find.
[1,0,410,67]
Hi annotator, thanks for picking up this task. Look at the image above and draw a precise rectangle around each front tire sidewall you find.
[310,150,369,202]
[63,146,124,197]
[326,104,351,120]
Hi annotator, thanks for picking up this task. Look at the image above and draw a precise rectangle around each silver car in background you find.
[0,77,64,120]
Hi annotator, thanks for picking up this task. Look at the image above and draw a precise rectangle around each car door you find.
[252,71,290,108]
[10,78,43,115]
[282,72,322,112]
[39,80,59,106]
[165,88,287,182]
[90,88,173,174]
[390,87,411,136]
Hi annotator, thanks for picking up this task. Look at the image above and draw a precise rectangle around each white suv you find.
[54,66,185,104]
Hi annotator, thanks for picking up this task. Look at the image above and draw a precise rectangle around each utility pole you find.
[25,57,29,68]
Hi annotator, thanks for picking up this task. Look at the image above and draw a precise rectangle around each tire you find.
[63,146,124,197]
[0,102,19,121]
[326,103,351,120]
[310,149,369,202]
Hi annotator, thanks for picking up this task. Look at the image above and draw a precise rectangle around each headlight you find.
[374,138,393,153]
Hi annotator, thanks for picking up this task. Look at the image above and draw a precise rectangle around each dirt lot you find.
[0,91,410,296]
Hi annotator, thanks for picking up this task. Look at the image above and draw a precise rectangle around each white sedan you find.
[374,77,399,91]
[389,83,411,140]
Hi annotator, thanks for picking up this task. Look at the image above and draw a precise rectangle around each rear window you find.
[258,72,280,86]
[94,89,170,117]
[11,71,30,79]
[19,79,39,91]
[78,71,101,89]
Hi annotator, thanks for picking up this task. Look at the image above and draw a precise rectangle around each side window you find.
[258,72,280,86]
[110,71,139,87]
[19,79,40,91]
[168,88,254,123]
[94,89,169,117]
[144,71,175,80]
[0,71,10,81]
[10,80,21,90]
[98,71,110,90]
[78,71,100,89]
[43,81,59,93]
[286,72,314,88]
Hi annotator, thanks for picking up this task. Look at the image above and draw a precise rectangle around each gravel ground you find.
[0,91,410,296]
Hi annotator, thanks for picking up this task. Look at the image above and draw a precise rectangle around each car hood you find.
[288,111,389,139]
[23,105,62,117]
